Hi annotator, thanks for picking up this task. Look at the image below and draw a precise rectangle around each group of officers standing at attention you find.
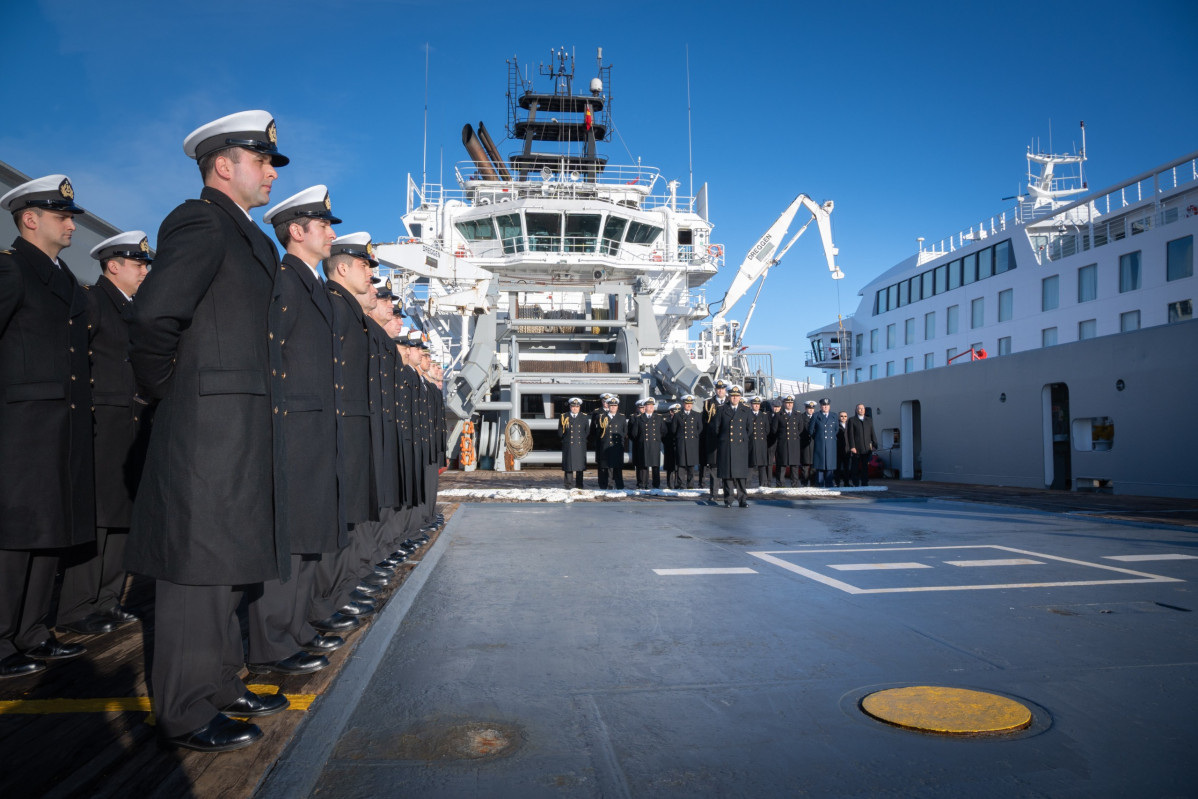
[559,379,879,504]
[0,110,446,754]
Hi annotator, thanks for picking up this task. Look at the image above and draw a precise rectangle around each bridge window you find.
[601,215,628,255]
[496,214,523,254]
[565,214,601,253]
[455,217,496,242]
[526,212,562,252]
[625,221,663,246]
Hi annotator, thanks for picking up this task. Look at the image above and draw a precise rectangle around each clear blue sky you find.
[3,0,1196,381]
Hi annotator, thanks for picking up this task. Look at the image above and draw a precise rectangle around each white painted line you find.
[944,558,1044,567]
[653,568,758,576]
[792,541,913,547]
[1103,554,1198,562]
[828,562,931,571]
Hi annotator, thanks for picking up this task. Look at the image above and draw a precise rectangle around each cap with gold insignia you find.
[783,394,796,403]
[682,394,695,403]
[406,329,423,348]
[750,395,763,404]
[714,379,728,390]
[263,184,342,226]
[1,174,86,215]
[669,402,681,411]
[568,397,582,406]
[644,397,656,406]
[606,395,620,405]
[90,231,154,263]
[805,400,817,407]
[330,231,378,267]
[183,110,289,167]
[729,385,743,397]
[391,302,404,318]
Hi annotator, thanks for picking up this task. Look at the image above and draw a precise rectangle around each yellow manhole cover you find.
[861,686,1032,734]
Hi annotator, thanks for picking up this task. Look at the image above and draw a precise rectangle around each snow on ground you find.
[437,485,888,503]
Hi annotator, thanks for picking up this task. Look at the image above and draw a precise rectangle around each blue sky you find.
[3,0,1196,381]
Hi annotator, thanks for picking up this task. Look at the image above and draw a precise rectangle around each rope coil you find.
[504,418,533,459]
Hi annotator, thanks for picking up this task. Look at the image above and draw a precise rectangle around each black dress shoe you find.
[337,601,376,617]
[220,689,289,718]
[361,573,388,587]
[348,589,377,605]
[301,634,344,653]
[354,581,381,596]
[371,567,393,580]
[247,651,328,675]
[374,561,396,574]
[57,613,117,636]
[379,555,401,567]
[311,613,360,633]
[724,503,732,508]
[26,636,86,660]
[102,605,139,625]
[0,652,46,679]
[387,551,408,562]
[739,501,748,508]
[167,713,262,752]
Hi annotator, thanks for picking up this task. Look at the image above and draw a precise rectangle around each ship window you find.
[869,364,877,380]
[855,368,862,382]
[924,352,934,369]
[625,221,662,246]
[886,361,895,376]
[909,276,921,303]
[1042,327,1058,347]
[1078,263,1097,303]
[1119,251,1141,293]
[904,318,915,345]
[855,333,863,357]
[1120,310,1140,332]
[997,336,1011,356]
[934,265,947,294]
[1168,299,1192,323]
[565,214,601,252]
[496,213,523,253]
[1078,319,1096,340]
[888,284,899,310]
[962,253,978,285]
[946,304,959,334]
[677,229,693,246]
[408,223,423,239]
[998,289,1013,322]
[898,281,909,307]
[946,346,958,362]
[1042,275,1059,311]
[1167,235,1193,281]
[994,240,1013,273]
[922,270,934,299]
[526,212,562,252]
[886,323,896,349]
[977,247,994,280]
[948,259,962,290]
[904,357,914,374]
[924,311,935,340]
[870,329,878,353]
[970,297,984,329]
[601,215,628,255]
[455,217,496,241]
[1072,417,1114,452]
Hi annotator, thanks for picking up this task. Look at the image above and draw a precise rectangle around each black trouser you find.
[776,465,800,487]
[563,470,584,488]
[597,466,624,489]
[248,554,318,662]
[676,465,696,489]
[800,464,814,486]
[851,452,872,485]
[722,478,747,505]
[0,548,58,660]
[635,466,660,489]
[423,461,439,527]
[58,527,129,624]
[151,580,249,737]
[753,466,769,487]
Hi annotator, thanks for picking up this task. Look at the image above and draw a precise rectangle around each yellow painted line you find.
[861,686,1032,734]
[0,686,317,715]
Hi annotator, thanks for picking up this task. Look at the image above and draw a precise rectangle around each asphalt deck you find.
[258,495,1198,798]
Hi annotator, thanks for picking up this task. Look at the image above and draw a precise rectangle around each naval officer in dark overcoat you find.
[747,395,772,488]
[0,175,93,678]
[125,111,291,752]
[559,396,590,488]
[670,394,702,489]
[629,397,663,489]
[771,395,803,487]
[700,379,728,499]
[58,231,153,637]
[716,385,752,507]
[244,186,349,678]
[594,395,627,489]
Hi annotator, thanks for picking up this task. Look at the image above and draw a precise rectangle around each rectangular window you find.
[1078,319,1097,340]
[1078,263,1097,303]
[998,289,1013,322]
[886,361,895,377]
[888,284,899,311]
[1120,310,1141,332]
[875,290,885,315]
[869,364,877,380]
[924,311,935,340]
[870,329,878,353]
[994,239,1013,273]
[854,368,862,383]
[886,323,896,349]
[924,352,934,369]
[908,277,921,304]
[903,357,914,374]
[970,297,984,329]
[977,247,994,280]
[962,253,978,285]
[922,271,934,299]
[855,333,863,357]
[948,259,962,290]
[934,264,948,294]
[997,336,1011,356]
[1119,251,1142,293]
[904,318,915,345]
[1042,327,1058,347]
[1169,299,1193,323]
[898,280,909,307]
[1167,235,1193,281]
[946,304,959,334]
[946,346,958,363]
[1042,275,1059,311]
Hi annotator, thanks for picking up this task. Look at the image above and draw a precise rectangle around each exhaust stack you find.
[476,122,512,181]
[461,124,498,180]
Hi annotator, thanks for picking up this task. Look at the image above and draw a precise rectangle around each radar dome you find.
[590,78,603,94]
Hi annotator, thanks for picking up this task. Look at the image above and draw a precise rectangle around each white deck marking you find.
[1103,554,1198,562]
[653,568,758,576]
[747,545,1184,594]
[944,558,1044,567]
[828,562,931,571]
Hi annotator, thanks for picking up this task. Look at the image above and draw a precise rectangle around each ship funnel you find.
[476,122,512,181]
[461,124,498,181]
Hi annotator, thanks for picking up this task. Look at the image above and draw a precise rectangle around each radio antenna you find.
[422,43,430,190]
[686,43,694,200]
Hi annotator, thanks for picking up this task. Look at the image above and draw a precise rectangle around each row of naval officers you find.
[0,110,446,754]
[560,380,879,503]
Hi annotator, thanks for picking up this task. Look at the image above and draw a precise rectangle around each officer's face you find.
[110,257,149,295]
[343,256,374,296]
[384,316,403,337]
[32,209,76,250]
[298,218,336,261]
[715,387,726,398]
[228,149,277,209]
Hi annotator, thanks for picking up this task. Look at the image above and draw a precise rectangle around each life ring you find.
[459,421,476,467]
[708,243,723,258]
[1187,204,1198,218]
[454,245,467,258]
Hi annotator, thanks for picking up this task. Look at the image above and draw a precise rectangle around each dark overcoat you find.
[671,409,702,467]
[126,187,287,585]
[395,361,422,508]
[701,397,726,466]
[748,409,771,467]
[809,410,839,470]
[593,411,627,468]
[366,318,399,511]
[661,412,677,473]
[328,284,375,525]
[799,410,816,466]
[847,414,878,456]
[86,275,149,528]
[716,402,752,479]
[628,411,663,468]
[771,410,804,466]
[274,254,345,553]
[559,410,590,472]
[0,237,94,548]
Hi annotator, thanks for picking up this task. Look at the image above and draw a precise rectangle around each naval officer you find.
[716,385,752,507]
[809,398,839,488]
[559,397,590,488]
[700,379,728,499]
[670,394,701,489]
[125,111,291,752]
[58,232,154,637]
[0,175,93,677]
[594,395,627,489]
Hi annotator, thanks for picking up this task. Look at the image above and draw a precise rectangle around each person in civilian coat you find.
[799,400,817,485]
[0,175,94,678]
[629,397,663,489]
[847,403,879,486]
[593,395,627,489]
[808,398,839,488]
[747,395,772,488]
[243,186,348,679]
[58,232,153,638]
[125,111,291,752]
[559,397,590,488]
[835,410,852,487]
[700,379,728,499]
[716,385,752,507]
[670,394,702,489]
[771,396,803,487]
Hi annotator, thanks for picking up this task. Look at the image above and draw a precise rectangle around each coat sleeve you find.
[128,203,224,398]
[0,256,24,337]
